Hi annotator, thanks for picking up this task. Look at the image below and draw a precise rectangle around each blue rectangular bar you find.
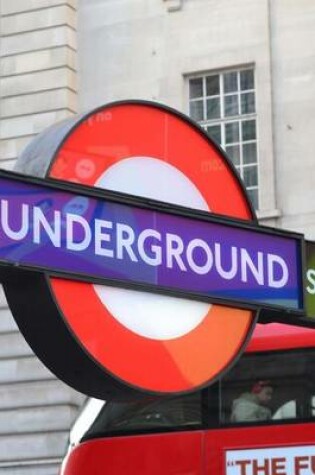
[0,172,304,312]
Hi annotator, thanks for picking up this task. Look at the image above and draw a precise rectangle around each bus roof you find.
[247,322,315,353]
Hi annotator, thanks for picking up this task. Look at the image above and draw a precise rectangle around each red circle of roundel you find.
[48,102,256,394]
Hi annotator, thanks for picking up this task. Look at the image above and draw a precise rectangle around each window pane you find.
[207,125,221,145]
[241,92,255,114]
[207,98,220,119]
[206,75,220,96]
[224,95,239,117]
[243,142,257,165]
[189,78,203,98]
[190,100,204,121]
[225,122,239,144]
[83,393,203,437]
[206,98,220,120]
[247,188,258,210]
[220,348,315,426]
[240,69,254,90]
[224,72,238,93]
[225,145,240,166]
[242,119,256,141]
[243,165,258,187]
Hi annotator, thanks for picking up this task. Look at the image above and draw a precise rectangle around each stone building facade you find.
[0,0,315,473]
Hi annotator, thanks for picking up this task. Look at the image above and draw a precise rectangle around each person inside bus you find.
[230,380,273,422]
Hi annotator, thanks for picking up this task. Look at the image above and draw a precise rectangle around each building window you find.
[188,68,258,209]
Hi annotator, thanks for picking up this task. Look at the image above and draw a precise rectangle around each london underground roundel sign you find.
[5,101,258,397]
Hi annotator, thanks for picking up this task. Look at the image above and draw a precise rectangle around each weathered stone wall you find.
[0,0,77,167]
[0,1,85,473]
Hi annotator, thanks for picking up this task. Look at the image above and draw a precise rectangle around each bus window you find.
[71,348,315,447]
[82,391,206,441]
[78,349,315,446]
[219,349,315,424]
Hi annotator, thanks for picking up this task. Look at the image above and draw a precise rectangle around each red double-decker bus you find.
[61,322,315,475]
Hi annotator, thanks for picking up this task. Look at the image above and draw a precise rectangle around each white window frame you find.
[188,67,259,210]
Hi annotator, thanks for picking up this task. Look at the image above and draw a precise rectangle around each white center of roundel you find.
[93,156,211,340]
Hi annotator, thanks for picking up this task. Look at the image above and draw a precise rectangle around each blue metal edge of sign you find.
[0,168,306,318]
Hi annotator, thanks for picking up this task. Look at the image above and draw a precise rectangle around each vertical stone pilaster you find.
[0,0,78,169]
[0,2,84,474]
